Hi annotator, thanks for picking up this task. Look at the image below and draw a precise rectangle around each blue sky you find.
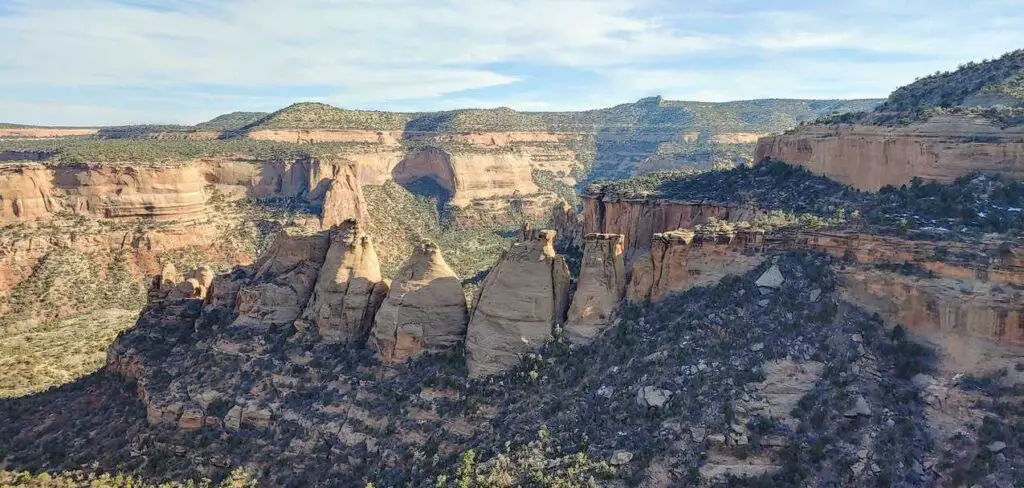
[2,0,1024,125]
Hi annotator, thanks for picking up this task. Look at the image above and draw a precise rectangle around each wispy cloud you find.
[1,0,1023,124]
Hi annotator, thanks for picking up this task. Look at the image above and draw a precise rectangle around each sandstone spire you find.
[370,240,468,363]
[320,169,368,229]
[465,229,571,377]
[565,233,625,343]
[300,220,389,344]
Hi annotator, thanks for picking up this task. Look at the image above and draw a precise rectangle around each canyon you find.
[2,72,1024,484]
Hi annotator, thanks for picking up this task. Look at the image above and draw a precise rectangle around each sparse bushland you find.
[0,200,285,397]
[0,137,379,164]
[806,49,1024,129]
[635,141,753,175]
[879,49,1024,112]
[364,181,552,304]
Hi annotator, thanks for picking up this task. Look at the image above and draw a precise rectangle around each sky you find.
[2,0,1024,126]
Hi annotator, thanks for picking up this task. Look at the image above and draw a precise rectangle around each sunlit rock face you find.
[370,240,468,363]
[465,230,571,378]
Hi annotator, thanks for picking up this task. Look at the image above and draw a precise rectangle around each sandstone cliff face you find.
[370,240,468,363]
[581,195,762,255]
[627,230,768,303]
[624,226,1024,352]
[565,233,625,343]
[298,221,388,344]
[754,115,1024,191]
[465,230,571,377]
[0,157,367,222]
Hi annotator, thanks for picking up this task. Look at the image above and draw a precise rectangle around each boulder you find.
[565,233,626,343]
[370,240,469,363]
[167,278,205,300]
[755,265,785,289]
[844,396,872,417]
[636,386,673,408]
[465,230,571,377]
[192,265,215,290]
[300,220,388,344]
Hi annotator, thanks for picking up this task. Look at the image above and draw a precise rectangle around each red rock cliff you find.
[754,115,1024,191]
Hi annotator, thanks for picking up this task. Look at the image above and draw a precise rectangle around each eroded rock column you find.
[299,220,388,344]
[565,233,625,343]
[465,230,571,377]
[370,240,468,363]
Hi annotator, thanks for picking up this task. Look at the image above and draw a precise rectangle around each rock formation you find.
[565,233,625,343]
[319,169,368,229]
[581,195,762,255]
[233,230,331,328]
[298,220,388,344]
[628,229,767,302]
[370,240,468,363]
[625,226,1024,355]
[754,115,1024,191]
[465,230,571,377]
[551,202,582,250]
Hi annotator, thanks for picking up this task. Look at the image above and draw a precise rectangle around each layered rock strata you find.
[753,115,1024,191]
[465,230,571,377]
[0,158,366,222]
[565,233,626,343]
[370,240,469,363]
[581,195,762,255]
[626,227,1024,349]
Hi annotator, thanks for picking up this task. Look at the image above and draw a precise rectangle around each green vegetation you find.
[0,137,375,163]
[0,309,138,398]
[437,427,616,487]
[809,49,1024,128]
[0,467,256,487]
[193,112,269,131]
[635,141,752,174]
[880,49,1024,111]
[531,170,579,206]
[249,102,414,131]
[254,97,879,134]
[364,181,533,283]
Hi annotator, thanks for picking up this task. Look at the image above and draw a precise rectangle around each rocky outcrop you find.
[754,115,1024,191]
[551,202,582,250]
[320,170,368,229]
[234,230,331,328]
[628,229,768,302]
[298,220,388,344]
[565,234,625,343]
[370,240,468,363]
[465,230,571,377]
[581,195,762,255]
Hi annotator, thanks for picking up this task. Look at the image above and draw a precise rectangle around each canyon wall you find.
[0,158,365,222]
[581,195,762,255]
[754,115,1024,191]
[627,227,1024,350]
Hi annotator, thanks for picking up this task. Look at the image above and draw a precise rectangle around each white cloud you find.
[2,0,1024,124]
